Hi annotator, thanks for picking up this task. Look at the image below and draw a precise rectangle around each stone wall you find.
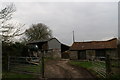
[86,50,95,60]
[44,49,61,59]
[52,49,61,59]
[69,51,78,60]
[106,49,118,59]
[69,49,118,60]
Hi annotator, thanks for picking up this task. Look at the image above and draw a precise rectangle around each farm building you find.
[61,44,70,59]
[26,38,69,59]
[69,38,118,60]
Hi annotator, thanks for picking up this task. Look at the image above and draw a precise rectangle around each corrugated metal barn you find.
[26,38,69,59]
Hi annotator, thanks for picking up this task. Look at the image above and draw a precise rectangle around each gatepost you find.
[106,54,111,78]
[41,43,46,78]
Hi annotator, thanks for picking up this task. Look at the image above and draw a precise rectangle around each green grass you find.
[2,72,36,78]
[69,60,120,79]
[69,61,93,69]
[69,60,106,78]
[110,74,120,79]
[111,61,120,67]
[11,64,41,73]
[2,63,41,78]
[69,60,106,69]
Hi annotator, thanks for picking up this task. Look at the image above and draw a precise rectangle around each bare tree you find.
[0,3,16,23]
[25,23,52,42]
[0,3,24,42]
[2,23,25,42]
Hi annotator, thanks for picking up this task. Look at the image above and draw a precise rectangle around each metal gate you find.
[8,56,41,76]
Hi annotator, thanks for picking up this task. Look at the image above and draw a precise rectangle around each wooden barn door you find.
[78,51,86,60]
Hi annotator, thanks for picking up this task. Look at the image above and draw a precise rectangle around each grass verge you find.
[69,60,120,79]
[69,60,99,78]
[69,60,93,69]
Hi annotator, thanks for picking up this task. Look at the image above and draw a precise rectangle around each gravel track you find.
[44,59,95,79]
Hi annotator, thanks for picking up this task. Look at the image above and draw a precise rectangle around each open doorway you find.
[78,50,86,60]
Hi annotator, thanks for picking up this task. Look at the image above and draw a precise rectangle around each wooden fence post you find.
[106,54,111,78]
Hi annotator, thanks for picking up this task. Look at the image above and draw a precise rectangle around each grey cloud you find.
[2,2,117,45]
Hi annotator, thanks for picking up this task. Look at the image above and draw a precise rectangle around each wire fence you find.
[91,55,120,78]
[91,60,106,78]
[109,58,120,78]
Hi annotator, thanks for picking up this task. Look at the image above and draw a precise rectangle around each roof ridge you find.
[70,38,117,50]
[74,38,117,43]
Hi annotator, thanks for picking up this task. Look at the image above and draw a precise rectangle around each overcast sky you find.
[1,2,118,45]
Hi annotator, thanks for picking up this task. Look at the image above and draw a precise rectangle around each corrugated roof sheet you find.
[70,38,117,50]
[26,38,59,44]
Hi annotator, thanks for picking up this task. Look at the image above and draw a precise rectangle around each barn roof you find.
[26,38,60,44]
[70,38,117,50]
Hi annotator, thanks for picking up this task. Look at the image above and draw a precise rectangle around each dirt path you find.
[44,59,94,79]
